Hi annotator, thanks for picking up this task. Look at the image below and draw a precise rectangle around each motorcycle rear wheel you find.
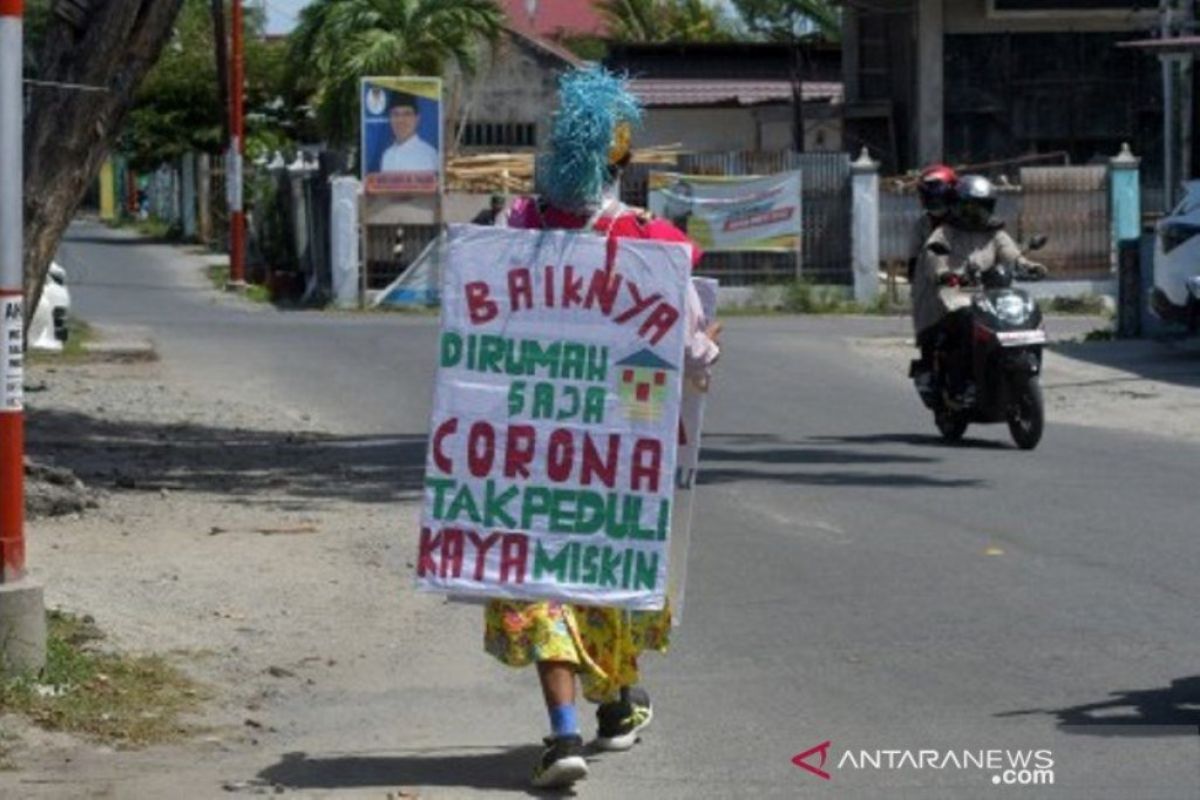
[935,410,969,442]
[1007,377,1044,450]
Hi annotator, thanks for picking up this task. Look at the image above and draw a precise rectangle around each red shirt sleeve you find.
[597,213,704,268]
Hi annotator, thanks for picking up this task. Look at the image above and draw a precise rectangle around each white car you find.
[1153,181,1200,331]
[28,261,70,351]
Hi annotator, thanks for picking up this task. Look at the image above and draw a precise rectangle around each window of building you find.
[458,122,537,148]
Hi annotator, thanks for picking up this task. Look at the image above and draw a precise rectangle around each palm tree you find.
[734,0,840,43]
[597,0,736,43]
[289,0,502,146]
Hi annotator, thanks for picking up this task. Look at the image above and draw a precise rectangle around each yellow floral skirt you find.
[484,600,671,703]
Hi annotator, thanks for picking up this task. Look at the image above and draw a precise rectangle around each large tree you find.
[597,0,737,43]
[24,0,186,322]
[289,0,503,147]
[122,0,306,167]
[733,0,840,42]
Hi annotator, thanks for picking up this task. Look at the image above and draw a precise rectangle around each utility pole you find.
[227,0,246,287]
[0,0,46,675]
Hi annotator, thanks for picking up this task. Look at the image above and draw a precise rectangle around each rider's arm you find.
[995,229,1047,276]
[994,230,1024,266]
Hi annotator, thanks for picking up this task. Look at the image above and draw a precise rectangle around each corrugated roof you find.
[502,24,583,66]
[629,79,843,107]
[501,0,607,38]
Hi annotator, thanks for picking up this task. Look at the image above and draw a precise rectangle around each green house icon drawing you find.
[616,348,677,421]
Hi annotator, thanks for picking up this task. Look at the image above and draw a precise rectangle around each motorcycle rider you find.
[912,174,1047,405]
[909,164,959,281]
[910,164,959,370]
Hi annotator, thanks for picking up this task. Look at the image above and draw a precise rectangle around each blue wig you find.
[536,67,643,214]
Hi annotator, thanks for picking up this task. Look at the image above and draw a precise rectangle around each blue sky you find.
[264,0,309,35]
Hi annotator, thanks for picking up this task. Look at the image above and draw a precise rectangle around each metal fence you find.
[365,223,440,290]
[1019,166,1110,278]
[623,150,852,286]
[881,165,1111,280]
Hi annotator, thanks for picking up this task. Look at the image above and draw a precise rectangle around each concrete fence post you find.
[1111,142,1141,248]
[851,147,881,305]
[1111,143,1142,337]
[98,158,116,221]
[197,153,212,246]
[181,153,197,241]
[330,176,361,308]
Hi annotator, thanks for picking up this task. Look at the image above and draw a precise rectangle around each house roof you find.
[503,23,583,66]
[606,41,842,83]
[629,78,843,108]
[501,0,607,39]
[616,349,677,370]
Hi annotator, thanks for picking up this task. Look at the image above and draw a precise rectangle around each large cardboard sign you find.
[417,225,692,610]
[666,277,717,622]
[361,77,442,195]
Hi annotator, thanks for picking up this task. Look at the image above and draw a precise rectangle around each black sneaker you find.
[530,734,588,789]
[595,687,653,751]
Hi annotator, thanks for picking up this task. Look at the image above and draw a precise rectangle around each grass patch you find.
[0,611,207,749]
[1048,295,1112,316]
[61,317,93,359]
[26,317,94,365]
[105,216,175,240]
[206,264,270,303]
[1083,327,1116,342]
[781,280,906,316]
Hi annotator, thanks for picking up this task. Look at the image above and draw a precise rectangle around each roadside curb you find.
[81,323,158,361]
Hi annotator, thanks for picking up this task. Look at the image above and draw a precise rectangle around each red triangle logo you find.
[792,740,833,781]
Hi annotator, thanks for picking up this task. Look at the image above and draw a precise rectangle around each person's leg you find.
[537,660,579,735]
[531,660,588,788]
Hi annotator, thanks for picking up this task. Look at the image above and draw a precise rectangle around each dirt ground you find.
[2,322,1198,798]
[4,355,446,798]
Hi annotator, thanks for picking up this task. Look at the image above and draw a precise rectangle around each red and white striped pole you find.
[0,0,26,585]
[227,0,246,286]
[1,0,46,674]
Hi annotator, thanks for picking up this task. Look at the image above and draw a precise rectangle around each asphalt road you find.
[55,221,1200,798]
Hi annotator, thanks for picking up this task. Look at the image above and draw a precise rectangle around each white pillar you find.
[330,177,361,309]
[851,148,881,305]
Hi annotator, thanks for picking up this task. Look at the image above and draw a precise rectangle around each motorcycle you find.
[910,237,1048,450]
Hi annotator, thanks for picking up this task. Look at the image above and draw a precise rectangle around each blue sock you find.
[549,703,579,738]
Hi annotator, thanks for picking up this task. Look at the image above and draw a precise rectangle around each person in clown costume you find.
[482,67,721,789]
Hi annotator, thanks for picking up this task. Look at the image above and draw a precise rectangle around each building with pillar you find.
[840,1,1163,183]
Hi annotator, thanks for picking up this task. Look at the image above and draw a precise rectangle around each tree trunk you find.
[23,0,185,324]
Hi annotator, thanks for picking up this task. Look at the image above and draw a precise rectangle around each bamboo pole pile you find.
[445,145,683,194]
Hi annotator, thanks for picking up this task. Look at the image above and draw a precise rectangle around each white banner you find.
[1,296,23,411]
[417,225,692,610]
[648,170,803,252]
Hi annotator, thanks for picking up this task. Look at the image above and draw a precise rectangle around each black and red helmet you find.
[918,164,959,214]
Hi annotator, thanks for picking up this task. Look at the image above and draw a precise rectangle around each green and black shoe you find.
[595,687,653,751]
[531,734,588,789]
